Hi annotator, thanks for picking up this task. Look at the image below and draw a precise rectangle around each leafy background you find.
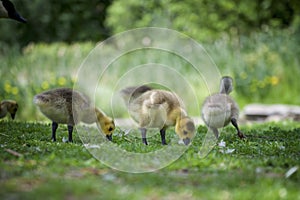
[1,0,299,120]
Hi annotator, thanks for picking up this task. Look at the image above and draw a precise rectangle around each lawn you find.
[0,120,299,199]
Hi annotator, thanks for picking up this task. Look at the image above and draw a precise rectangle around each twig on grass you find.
[0,133,9,137]
[4,148,23,157]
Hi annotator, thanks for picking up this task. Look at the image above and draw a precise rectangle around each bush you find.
[0,0,112,47]
[106,0,300,42]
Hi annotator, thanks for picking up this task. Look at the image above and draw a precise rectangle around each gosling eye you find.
[108,127,113,132]
[183,131,188,135]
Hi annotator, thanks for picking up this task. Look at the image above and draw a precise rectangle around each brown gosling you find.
[0,0,26,23]
[120,85,195,145]
[0,100,18,119]
[201,76,245,139]
[33,88,115,142]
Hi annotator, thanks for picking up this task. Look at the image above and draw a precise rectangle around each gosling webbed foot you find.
[142,138,148,145]
[237,131,246,139]
[231,118,245,139]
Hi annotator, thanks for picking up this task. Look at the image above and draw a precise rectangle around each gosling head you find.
[220,76,233,94]
[1,100,18,119]
[98,116,115,141]
[175,117,196,145]
[0,0,27,23]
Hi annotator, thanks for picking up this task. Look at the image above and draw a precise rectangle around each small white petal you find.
[178,140,185,145]
[279,146,285,150]
[62,137,68,143]
[225,148,235,154]
[218,140,226,147]
[285,166,298,178]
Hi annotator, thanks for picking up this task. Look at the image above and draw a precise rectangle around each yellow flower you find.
[58,77,66,86]
[4,82,11,93]
[270,76,279,86]
[41,81,49,90]
[12,87,19,95]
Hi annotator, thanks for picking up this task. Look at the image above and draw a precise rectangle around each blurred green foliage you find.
[0,0,300,120]
[0,0,299,46]
[106,0,300,41]
[0,30,299,121]
[0,0,112,47]
[205,29,300,105]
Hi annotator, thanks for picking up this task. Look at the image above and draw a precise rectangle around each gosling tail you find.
[33,94,49,106]
[120,85,152,103]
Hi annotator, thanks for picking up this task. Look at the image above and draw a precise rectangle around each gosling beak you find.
[10,12,27,23]
[106,135,112,141]
[183,138,190,145]
[11,113,16,120]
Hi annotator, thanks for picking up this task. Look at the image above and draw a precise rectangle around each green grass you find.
[0,120,299,199]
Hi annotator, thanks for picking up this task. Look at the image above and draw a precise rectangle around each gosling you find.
[0,100,18,119]
[0,0,26,23]
[33,88,115,142]
[201,76,244,139]
[120,85,195,145]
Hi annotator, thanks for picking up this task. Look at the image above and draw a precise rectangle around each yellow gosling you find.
[0,0,26,23]
[120,85,195,145]
[201,76,244,139]
[34,88,115,142]
[0,100,18,119]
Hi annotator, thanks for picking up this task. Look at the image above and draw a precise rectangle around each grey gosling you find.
[120,85,195,145]
[34,88,115,142]
[202,76,245,139]
[0,100,18,119]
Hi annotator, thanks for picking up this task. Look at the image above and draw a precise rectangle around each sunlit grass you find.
[0,121,299,199]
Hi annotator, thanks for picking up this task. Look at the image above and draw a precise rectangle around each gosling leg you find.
[67,125,73,142]
[231,118,245,139]
[52,122,58,142]
[140,128,148,145]
[160,128,167,145]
